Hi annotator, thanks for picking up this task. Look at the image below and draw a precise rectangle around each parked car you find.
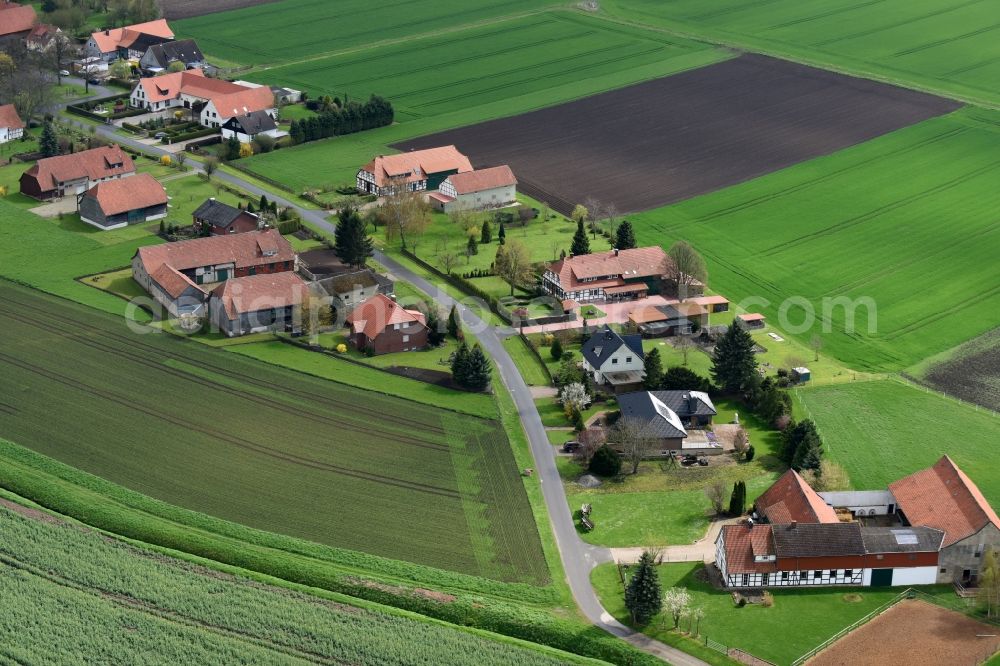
[154,131,168,140]
[681,454,709,467]
[561,441,580,453]
[59,69,70,77]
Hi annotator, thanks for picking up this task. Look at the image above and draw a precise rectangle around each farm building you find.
[315,269,394,313]
[25,23,62,52]
[86,19,174,61]
[614,390,723,456]
[718,458,1000,589]
[132,229,295,316]
[270,86,302,104]
[429,165,517,213]
[19,145,135,201]
[738,313,766,329]
[77,173,167,230]
[629,302,708,337]
[140,39,205,73]
[581,325,644,389]
[715,522,943,589]
[890,456,1000,587]
[221,111,282,144]
[356,145,472,196]
[209,271,310,337]
[0,1,36,42]
[129,70,275,128]
[0,104,25,144]
[542,247,673,303]
[192,198,260,235]
[346,293,428,355]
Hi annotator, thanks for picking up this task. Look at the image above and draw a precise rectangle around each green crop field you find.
[174,0,561,66]
[0,280,547,583]
[796,379,1000,504]
[0,502,589,665]
[631,109,1000,372]
[236,11,728,191]
[602,0,1000,106]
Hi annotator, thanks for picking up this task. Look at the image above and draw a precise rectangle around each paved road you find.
[71,115,708,665]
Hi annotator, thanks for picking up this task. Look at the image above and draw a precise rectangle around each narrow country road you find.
[68,114,709,666]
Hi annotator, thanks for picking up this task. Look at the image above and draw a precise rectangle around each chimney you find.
[614,248,619,256]
[790,520,797,530]
[209,197,215,201]
[105,29,110,35]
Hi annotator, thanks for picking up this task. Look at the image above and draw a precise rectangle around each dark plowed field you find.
[159,0,282,20]
[923,328,1000,413]
[394,54,961,214]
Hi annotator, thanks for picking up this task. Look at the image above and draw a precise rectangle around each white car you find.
[59,70,70,76]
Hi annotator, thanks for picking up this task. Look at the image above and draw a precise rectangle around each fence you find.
[704,636,727,654]
[729,648,776,666]
[899,373,1000,418]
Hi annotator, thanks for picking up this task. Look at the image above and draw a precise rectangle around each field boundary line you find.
[896,374,1000,419]
[791,588,914,665]
[586,10,1000,109]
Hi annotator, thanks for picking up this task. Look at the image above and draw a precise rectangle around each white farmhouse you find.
[0,104,24,144]
[430,165,517,213]
[580,325,645,388]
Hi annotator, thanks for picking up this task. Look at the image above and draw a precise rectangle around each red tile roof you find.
[720,524,777,574]
[0,104,24,131]
[361,146,472,188]
[0,2,36,36]
[136,229,294,277]
[211,272,309,319]
[739,313,766,322]
[89,19,173,53]
[691,295,729,306]
[150,264,203,299]
[756,469,841,524]
[346,293,426,340]
[548,247,673,292]
[890,456,1000,548]
[445,165,516,194]
[24,145,135,191]
[208,86,275,119]
[135,70,254,105]
[83,173,166,216]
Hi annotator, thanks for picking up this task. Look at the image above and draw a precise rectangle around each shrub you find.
[745,445,755,462]
[762,591,774,607]
[589,445,621,477]
[335,344,347,353]
[160,155,171,166]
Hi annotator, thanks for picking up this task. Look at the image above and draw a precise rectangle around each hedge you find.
[162,127,218,143]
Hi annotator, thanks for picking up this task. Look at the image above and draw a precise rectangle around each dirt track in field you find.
[808,599,1000,666]
[394,54,961,215]
[158,0,282,20]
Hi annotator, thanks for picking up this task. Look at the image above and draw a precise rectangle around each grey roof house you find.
[615,389,723,455]
[140,39,205,72]
[192,198,260,235]
[580,325,645,388]
[221,111,282,144]
[315,269,394,312]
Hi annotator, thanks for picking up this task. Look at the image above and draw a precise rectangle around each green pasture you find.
[591,561,954,666]
[0,281,546,583]
[175,0,561,66]
[632,109,1000,372]
[796,378,1000,505]
[237,12,728,192]
[602,0,1000,106]
[0,505,579,665]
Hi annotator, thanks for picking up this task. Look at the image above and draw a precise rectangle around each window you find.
[940,568,948,574]
[611,358,618,364]
[402,335,409,343]
[827,570,834,577]
[626,357,632,363]
[845,569,853,577]
[781,572,789,580]
[741,574,749,586]
[762,573,769,585]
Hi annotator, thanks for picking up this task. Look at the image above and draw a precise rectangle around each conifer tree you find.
[451,342,470,386]
[498,222,506,245]
[710,323,758,393]
[792,428,824,473]
[550,337,563,361]
[642,347,663,390]
[729,480,746,516]
[334,206,374,268]
[463,345,491,391]
[39,120,59,158]
[615,220,637,250]
[480,219,492,244]
[625,551,662,625]
[571,219,590,256]
[447,304,462,340]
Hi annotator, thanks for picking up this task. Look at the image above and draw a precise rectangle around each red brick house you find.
[209,271,310,337]
[192,198,260,235]
[346,293,428,355]
[132,229,295,316]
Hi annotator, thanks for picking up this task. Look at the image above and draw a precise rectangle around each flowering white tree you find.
[559,382,591,413]
[662,587,692,629]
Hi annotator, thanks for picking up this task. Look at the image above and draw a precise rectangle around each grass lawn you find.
[276,103,317,122]
[0,281,545,583]
[237,11,728,192]
[579,304,606,319]
[796,378,1000,505]
[81,267,147,301]
[602,0,1000,106]
[503,335,551,387]
[632,109,1000,372]
[561,397,785,547]
[591,561,953,665]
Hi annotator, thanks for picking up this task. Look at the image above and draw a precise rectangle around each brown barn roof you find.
[0,104,24,131]
[211,271,309,319]
[346,293,426,340]
[0,2,36,36]
[446,165,516,194]
[772,522,866,558]
[24,145,135,191]
[83,173,166,215]
[755,469,841,525]
[548,247,673,292]
[890,455,1000,548]
[136,229,294,276]
[360,146,472,188]
[150,264,203,299]
[89,19,173,53]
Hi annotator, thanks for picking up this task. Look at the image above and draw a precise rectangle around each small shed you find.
[737,313,766,329]
[792,367,811,382]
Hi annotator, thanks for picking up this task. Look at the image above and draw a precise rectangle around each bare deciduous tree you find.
[380,176,431,251]
[667,241,708,301]
[732,426,749,458]
[494,239,534,296]
[437,251,459,275]
[676,335,693,366]
[810,334,823,362]
[614,416,658,475]
[704,480,728,515]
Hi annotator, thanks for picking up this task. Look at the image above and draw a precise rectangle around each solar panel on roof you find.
[891,530,919,545]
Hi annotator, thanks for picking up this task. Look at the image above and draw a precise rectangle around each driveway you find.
[610,517,742,565]
[523,295,675,334]
[29,197,78,218]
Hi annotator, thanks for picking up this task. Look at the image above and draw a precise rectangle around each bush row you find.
[162,126,218,143]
